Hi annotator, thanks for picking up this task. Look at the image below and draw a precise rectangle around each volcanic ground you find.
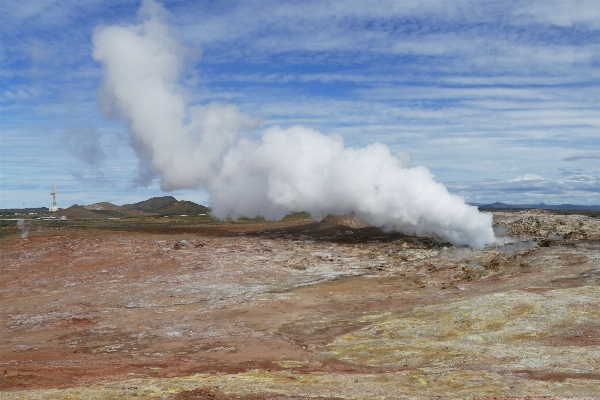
[1,211,599,399]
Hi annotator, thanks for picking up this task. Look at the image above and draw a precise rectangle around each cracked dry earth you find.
[1,212,599,399]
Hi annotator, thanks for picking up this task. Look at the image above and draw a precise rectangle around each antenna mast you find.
[50,185,58,212]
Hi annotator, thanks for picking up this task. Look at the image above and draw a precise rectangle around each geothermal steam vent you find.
[92,0,495,248]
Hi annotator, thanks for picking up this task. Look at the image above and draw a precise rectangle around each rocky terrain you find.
[1,211,599,399]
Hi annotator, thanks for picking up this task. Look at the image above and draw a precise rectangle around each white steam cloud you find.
[92,0,495,248]
[17,219,29,239]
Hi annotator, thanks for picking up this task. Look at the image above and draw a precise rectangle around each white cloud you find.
[449,172,600,205]
[3,85,42,100]
[510,174,545,182]
[513,0,600,28]
[562,154,600,161]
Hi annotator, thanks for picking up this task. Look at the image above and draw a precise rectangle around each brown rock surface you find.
[1,212,599,399]
[321,212,371,228]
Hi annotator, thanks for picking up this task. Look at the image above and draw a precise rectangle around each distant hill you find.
[153,200,209,216]
[84,201,142,217]
[54,205,110,219]
[121,196,209,215]
[122,196,178,212]
[475,202,600,211]
[84,202,122,211]
[87,209,129,218]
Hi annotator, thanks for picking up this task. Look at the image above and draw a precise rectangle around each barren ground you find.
[1,212,599,399]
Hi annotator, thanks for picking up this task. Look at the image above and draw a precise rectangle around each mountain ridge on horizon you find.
[3,198,600,214]
[472,202,600,211]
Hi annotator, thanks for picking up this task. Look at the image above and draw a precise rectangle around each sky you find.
[1,0,599,209]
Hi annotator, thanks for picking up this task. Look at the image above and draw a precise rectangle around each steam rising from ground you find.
[92,0,495,248]
[17,219,29,239]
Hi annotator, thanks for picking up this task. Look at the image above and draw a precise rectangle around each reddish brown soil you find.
[1,214,599,398]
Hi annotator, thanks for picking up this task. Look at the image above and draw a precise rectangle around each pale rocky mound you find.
[84,202,121,211]
[494,211,600,242]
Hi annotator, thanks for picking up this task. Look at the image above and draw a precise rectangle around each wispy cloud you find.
[561,154,600,161]
[514,0,600,28]
[509,174,545,182]
[3,85,42,100]
[448,173,600,205]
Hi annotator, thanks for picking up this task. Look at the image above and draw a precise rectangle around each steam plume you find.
[64,124,106,166]
[92,0,495,248]
[17,219,29,239]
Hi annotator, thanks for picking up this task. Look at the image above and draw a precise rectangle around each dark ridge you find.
[121,196,179,212]
[154,200,210,216]
[88,209,128,218]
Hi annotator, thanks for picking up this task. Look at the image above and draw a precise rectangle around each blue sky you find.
[1,0,599,209]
